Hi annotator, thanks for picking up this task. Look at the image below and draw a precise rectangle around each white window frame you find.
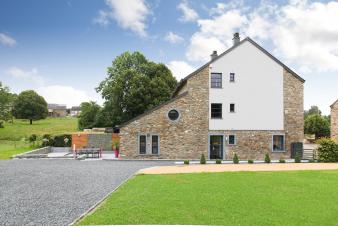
[272,134,285,152]
[228,134,236,145]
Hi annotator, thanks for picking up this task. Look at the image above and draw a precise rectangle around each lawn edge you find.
[69,173,136,226]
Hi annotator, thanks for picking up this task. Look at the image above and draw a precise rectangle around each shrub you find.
[53,134,72,147]
[279,159,286,163]
[309,159,315,163]
[295,152,301,163]
[264,153,271,163]
[233,154,239,164]
[216,159,222,164]
[42,134,52,147]
[248,159,254,164]
[316,138,338,162]
[200,154,206,164]
[184,160,189,165]
[29,134,37,143]
[0,121,4,128]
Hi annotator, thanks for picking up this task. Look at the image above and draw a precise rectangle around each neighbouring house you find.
[48,104,67,117]
[119,33,305,160]
[330,99,338,140]
[70,106,81,117]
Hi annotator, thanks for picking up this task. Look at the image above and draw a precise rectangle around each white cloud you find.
[36,85,100,108]
[95,0,150,37]
[165,32,184,44]
[5,67,44,85]
[0,33,16,46]
[167,60,195,80]
[178,0,198,22]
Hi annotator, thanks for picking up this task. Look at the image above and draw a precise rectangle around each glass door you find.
[209,135,223,159]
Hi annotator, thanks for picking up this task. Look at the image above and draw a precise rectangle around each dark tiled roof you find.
[47,104,67,110]
[172,37,305,97]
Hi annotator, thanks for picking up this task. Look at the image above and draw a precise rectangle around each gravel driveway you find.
[0,159,172,226]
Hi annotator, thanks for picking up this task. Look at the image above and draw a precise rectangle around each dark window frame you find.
[211,103,222,119]
[168,109,180,121]
[139,135,147,154]
[151,135,159,154]
[272,135,285,152]
[211,73,222,88]
[228,135,236,145]
[230,72,235,82]
[230,103,235,113]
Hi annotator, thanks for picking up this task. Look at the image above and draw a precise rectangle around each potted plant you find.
[113,140,120,158]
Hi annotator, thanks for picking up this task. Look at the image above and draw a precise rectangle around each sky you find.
[0,0,337,115]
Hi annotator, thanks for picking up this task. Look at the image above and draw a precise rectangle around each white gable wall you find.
[209,41,284,130]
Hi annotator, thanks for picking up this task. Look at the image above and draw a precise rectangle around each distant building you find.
[48,104,67,117]
[70,106,81,117]
[330,99,338,140]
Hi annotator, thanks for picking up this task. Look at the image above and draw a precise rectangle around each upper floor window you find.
[211,103,222,118]
[230,103,235,113]
[230,73,235,82]
[211,73,222,88]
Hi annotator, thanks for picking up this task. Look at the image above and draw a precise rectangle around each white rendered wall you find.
[209,41,284,130]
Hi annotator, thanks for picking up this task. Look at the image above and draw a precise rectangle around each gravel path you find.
[0,159,172,226]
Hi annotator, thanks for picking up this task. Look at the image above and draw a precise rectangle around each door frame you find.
[208,134,226,160]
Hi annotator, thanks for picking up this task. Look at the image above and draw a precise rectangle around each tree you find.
[304,114,330,138]
[78,102,101,130]
[0,82,13,124]
[12,90,48,124]
[304,105,321,120]
[96,51,177,126]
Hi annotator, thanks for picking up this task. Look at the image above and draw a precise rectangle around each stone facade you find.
[120,66,209,159]
[331,100,338,140]
[283,69,304,154]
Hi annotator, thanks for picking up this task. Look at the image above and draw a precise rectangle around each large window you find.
[152,135,159,154]
[139,135,147,154]
[273,135,285,151]
[228,135,236,145]
[230,103,235,113]
[211,73,222,88]
[211,103,222,118]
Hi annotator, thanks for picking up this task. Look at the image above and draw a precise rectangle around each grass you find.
[0,140,33,159]
[0,117,78,141]
[0,117,78,159]
[79,170,338,226]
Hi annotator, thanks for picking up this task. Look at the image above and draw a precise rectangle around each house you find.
[119,33,305,160]
[47,104,67,117]
[330,99,338,140]
[70,106,81,117]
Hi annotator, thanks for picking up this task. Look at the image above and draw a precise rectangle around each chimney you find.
[210,50,218,60]
[232,32,240,46]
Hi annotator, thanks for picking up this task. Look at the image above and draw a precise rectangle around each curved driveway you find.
[0,159,172,226]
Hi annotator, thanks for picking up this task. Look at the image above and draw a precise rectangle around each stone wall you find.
[283,69,304,155]
[209,130,288,160]
[331,101,338,140]
[120,66,209,159]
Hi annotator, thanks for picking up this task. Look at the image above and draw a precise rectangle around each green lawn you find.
[0,140,32,159]
[79,171,338,226]
[0,117,78,159]
[0,117,78,141]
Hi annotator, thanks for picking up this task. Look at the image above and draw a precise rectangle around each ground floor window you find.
[273,135,285,151]
[138,134,160,155]
[139,135,147,154]
[228,135,236,145]
[152,135,159,154]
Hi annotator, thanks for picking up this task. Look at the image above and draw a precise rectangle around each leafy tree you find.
[0,82,15,125]
[97,51,177,126]
[78,102,101,130]
[304,114,330,138]
[12,90,47,124]
[304,106,321,120]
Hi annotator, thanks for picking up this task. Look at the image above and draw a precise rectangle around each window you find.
[152,135,159,154]
[228,135,236,145]
[211,73,222,88]
[211,103,222,118]
[168,109,179,121]
[230,103,235,113]
[230,73,235,82]
[273,135,285,151]
[139,135,146,154]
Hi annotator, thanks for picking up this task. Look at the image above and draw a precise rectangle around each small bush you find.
[248,159,254,164]
[53,134,72,147]
[200,154,206,164]
[216,159,222,164]
[264,153,271,163]
[29,134,37,143]
[0,121,4,128]
[309,159,315,163]
[316,138,338,162]
[184,160,189,165]
[295,153,301,163]
[279,159,286,163]
[42,134,52,147]
[233,154,239,164]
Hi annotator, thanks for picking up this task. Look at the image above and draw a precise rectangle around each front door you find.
[209,135,223,159]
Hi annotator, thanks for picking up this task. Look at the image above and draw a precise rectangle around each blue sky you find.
[0,0,337,115]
